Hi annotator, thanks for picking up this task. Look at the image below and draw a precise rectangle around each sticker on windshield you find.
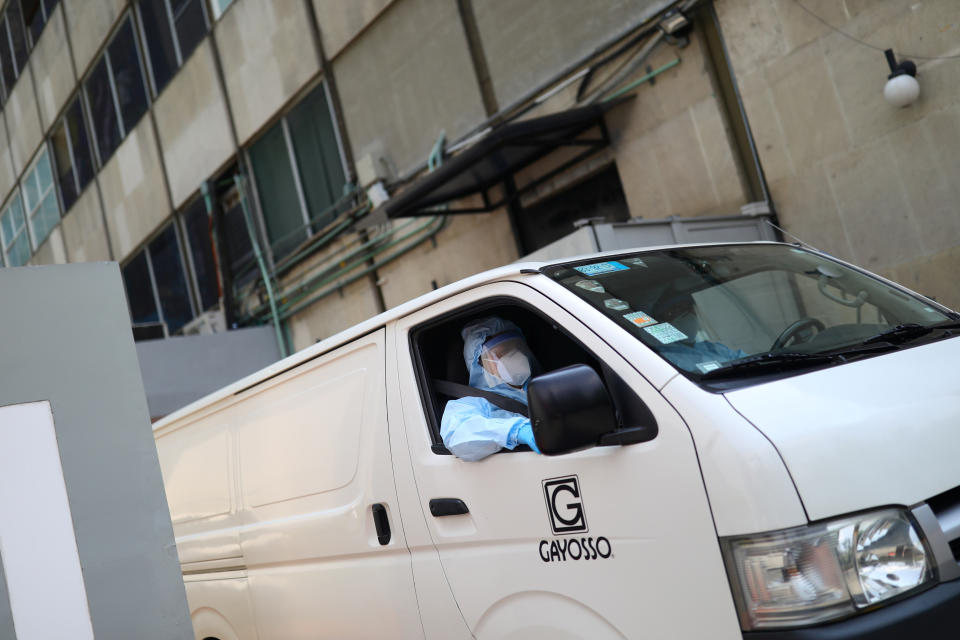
[604,298,630,311]
[696,361,722,373]
[644,322,687,344]
[574,261,629,277]
[622,257,647,267]
[623,310,656,327]
[574,279,605,293]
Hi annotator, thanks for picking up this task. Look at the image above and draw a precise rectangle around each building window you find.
[50,95,96,211]
[122,223,197,335]
[0,0,29,98]
[0,193,30,267]
[138,0,208,95]
[209,0,233,20]
[122,251,160,325]
[22,145,59,249]
[23,0,59,48]
[180,197,219,311]
[248,83,346,262]
[218,181,256,287]
[84,15,149,166]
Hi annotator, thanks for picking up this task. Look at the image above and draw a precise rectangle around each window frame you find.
[50,93,96,212]
[24,0,59,49]
[82,12,151,168]
[0,190,31,267]
[121,206,222,336]
[135,0,209,97]
[0,7,22,99]
[245,80,348,266]
[177,196,221,312]
[407,293,658,454]
[22,143,60,250]
[209,0,234,20]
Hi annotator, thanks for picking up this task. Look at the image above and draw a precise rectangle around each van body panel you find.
[158,329,424,639]
[395,282,741,639]
[156,403,243,567]
[386,322,476,638]
[234,330,422,638]
[184,572,258,640]
[725,337,960,521]
[661,376,808,536]
[472,591,626,639]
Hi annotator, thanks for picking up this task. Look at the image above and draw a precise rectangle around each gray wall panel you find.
[0,263,192,639]
[136,326,281,419]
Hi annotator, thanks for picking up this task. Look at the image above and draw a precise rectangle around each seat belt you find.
[433,379,529,418]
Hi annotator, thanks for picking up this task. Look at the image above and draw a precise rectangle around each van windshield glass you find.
[543,244,957,385]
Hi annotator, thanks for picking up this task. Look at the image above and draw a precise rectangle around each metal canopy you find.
[385,101,623,218]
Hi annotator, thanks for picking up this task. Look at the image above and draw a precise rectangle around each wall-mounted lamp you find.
[883,49,919,108]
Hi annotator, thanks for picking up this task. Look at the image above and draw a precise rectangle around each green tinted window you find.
[288,85,345,230]
[249,122,305,260]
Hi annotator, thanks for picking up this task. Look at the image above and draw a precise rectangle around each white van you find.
[154,242,960,639]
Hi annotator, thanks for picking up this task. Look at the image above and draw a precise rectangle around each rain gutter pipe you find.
[275,215,446,321]
[583,30,666,104]
[242,215,441,322]
[601,58,681,102]
[234,174,288,358]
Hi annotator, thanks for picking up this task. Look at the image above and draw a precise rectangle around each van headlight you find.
[721,509,934,630]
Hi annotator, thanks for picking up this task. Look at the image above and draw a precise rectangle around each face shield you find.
[479,331,533,387]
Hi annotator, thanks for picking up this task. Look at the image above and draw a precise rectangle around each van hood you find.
[724,337,960,521]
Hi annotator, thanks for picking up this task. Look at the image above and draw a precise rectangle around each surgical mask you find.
[479,332,533,387]
[493,350,531,386]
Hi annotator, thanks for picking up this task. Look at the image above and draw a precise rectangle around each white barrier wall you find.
[0,402,94,639]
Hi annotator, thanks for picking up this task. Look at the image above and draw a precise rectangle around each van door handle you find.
[371,503,391,545]
[429,498,469,517]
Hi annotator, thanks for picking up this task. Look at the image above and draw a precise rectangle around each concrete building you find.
[1,0,957,365]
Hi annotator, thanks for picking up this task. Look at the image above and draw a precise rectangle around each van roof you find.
[154,240,782,428]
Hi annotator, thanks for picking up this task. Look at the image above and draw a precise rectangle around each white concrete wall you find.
[0,116,16,199]
[28,226,69,265]
[312,0,394,60]
[215,0,321,144]
[154,40,235,208]
[717,0,960,308]
[99,116,171,258]
[6,69,43,176]
[31,4,75,131]
[63,0,127,79]
[61,185,112,262]
[333,0,486,174]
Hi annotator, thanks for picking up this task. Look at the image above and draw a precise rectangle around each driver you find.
[440,317,542,461]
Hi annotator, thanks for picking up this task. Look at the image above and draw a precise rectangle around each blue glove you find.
[516,422,541,453]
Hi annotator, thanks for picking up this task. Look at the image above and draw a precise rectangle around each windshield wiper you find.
[861,321,960,346]
[699,352,839,380]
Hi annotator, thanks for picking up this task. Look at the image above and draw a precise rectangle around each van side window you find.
[410,300,656,454]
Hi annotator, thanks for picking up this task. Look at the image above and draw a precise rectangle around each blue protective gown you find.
[439,317,539,461]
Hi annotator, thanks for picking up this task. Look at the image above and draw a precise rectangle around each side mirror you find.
[527,364,617,455]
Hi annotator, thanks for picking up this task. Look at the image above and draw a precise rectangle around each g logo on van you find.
[543,475,588,535]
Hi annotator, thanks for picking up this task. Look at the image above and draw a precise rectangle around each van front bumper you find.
[744,579,960,640]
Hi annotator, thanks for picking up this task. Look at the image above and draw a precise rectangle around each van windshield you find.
[543,244,958,387]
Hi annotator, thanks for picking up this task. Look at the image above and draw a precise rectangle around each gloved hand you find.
[516,422,541,454]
